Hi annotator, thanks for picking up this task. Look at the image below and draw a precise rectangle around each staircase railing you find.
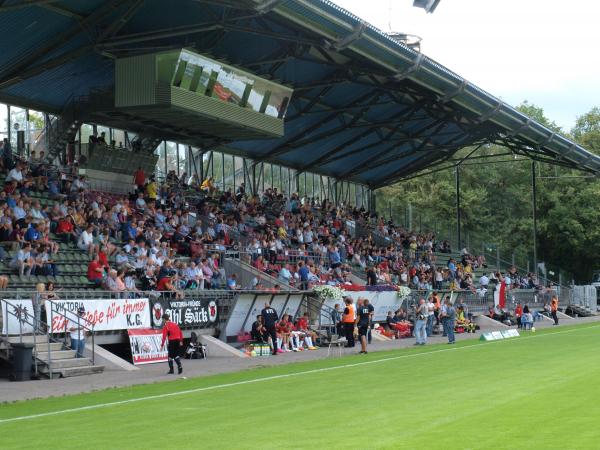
[0,297,98,379]
[46,299,96,365]
[298,294,340,336]
[1,298,45,377]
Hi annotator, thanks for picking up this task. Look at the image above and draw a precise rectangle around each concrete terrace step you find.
[8,334,48,344]
[36,349,76,360]
[34,342,64,352]
[41,357,95,370]
[50,365,105,378]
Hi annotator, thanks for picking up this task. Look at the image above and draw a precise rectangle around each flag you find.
[494,280,506,308]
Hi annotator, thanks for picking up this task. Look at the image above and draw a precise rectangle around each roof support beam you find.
[0,0,60,12]
[260,90,378,159]
[286,86,335,121]
[192,0,251,9]
[367,133,480,187]
[297,99,434,172]
[96,0,146,42]
[316,99,447,168]
[254,0,280,14]
[0,44,94,90]
[0,0,129,89]
[338,120,451,179]
[324,20,366,51]
[284,93,383,150]
[40,3,83,20]
[98,13,268,47]
[440,79,467,104]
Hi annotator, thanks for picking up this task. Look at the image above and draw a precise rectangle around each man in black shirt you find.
[261,302,279,355]
[251,315,268,342]
[366,267,377,286]
[357,298,374,354]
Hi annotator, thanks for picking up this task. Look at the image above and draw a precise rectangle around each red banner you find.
[128,328,168,365]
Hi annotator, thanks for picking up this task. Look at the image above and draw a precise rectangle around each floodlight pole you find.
[455,166,461,251]
[531,161,538,279]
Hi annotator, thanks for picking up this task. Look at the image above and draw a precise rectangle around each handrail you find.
[0,298,59,378]
[235,258,297,291]
[46,299,96,365]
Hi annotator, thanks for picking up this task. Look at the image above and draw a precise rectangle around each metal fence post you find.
[496,248,500,271]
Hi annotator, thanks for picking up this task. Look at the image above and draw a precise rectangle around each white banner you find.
[48,298,150,332]
[320,291,405,323]
[1,299,35,335]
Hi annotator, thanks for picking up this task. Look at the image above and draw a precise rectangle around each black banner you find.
[150,297,218,329]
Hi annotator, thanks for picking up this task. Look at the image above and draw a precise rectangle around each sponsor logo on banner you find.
[1,299,34,335]
[151,298,218,328]
[151,301,164,327]
[128,329,168,365]
[48,299,150,332]
[208,301,217,323]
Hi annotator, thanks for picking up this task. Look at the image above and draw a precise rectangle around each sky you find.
[332,0,599,132]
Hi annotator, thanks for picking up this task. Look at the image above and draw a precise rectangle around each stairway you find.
[4,334,104,379]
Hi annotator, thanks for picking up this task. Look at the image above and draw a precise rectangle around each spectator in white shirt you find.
[6,164,23,183]
[77,225,96,256]
[184,262,204,289]
[10,243,34,276]
[479,274,489,287]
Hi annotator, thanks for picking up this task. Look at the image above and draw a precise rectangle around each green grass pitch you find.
[2,323,600,449]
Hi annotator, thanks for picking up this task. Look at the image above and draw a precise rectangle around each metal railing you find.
[46,299,96,365]
[298,294,339,335]
[0,297,98,378]
[0,298,46,377]
[404,288,557,312]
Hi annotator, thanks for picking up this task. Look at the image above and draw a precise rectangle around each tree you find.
[376,102,600,283]
[572,107,600,154]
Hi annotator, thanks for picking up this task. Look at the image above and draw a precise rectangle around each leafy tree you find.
[376,102,600,283]
[572,107,600,154]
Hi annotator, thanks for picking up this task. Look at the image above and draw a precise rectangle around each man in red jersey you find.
[160,313,183,375]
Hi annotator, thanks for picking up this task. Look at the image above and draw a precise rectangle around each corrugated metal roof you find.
[0,0,597,187]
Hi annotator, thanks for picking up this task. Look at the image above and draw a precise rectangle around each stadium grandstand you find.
[0,0,599,384]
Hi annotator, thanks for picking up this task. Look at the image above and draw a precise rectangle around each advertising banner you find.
[128,328,168,365]
[150,297,218,328]
[1,299,35,335]
[321,291,404,323]
[48,298,150,332]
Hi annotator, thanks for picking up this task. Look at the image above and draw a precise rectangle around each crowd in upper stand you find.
[0,139,546,297]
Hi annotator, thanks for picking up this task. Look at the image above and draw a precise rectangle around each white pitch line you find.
[0,324,597,425]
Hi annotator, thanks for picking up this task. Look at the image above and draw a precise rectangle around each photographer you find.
[414,298,428,346]
[440,298,456,344]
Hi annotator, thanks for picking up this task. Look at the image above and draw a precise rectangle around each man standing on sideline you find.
[68,306,87,358]
[331,303,342,337]
[414,298,428,346]
[356,298,373,354]
[440,295,450,337]
[161,313,183,374]
[261,302,279,355]
[342,297,356,348]
[426,296,435,337]
[442,299,456,344]
[551,296,559,325]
